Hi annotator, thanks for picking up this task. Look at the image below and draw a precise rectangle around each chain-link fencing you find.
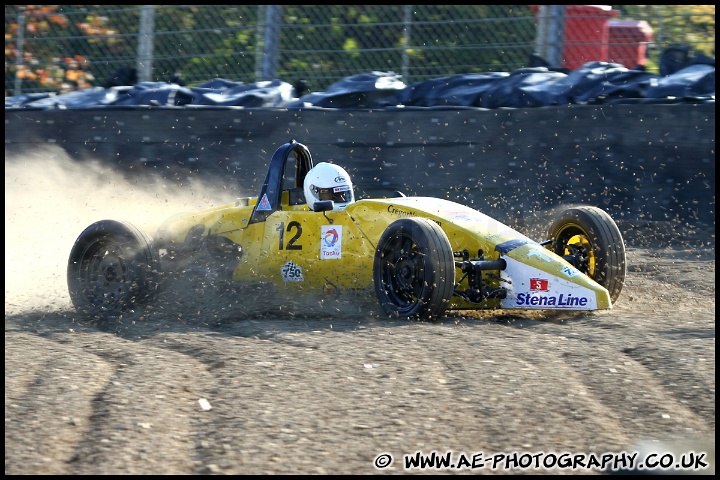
[4,5,715,97]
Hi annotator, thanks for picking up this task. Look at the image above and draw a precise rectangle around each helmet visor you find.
[317,185,351,203]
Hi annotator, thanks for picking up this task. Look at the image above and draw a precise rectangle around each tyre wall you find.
[5,104,715,228]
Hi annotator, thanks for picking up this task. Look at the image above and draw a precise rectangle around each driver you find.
[303,162,355,211]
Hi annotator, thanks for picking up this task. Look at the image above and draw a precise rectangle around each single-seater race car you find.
[67,140,626,320]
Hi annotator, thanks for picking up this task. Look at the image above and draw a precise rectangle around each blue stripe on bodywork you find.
[495,238,538,255]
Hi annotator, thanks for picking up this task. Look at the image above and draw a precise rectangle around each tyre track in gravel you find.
[5,333,113,475]
[5,326,217,475]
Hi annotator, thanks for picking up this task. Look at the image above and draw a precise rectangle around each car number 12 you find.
[277,221,302,250]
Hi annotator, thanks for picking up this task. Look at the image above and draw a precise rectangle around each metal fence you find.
[4,5,716,97]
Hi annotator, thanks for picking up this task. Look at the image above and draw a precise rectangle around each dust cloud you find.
[5,145,232,316]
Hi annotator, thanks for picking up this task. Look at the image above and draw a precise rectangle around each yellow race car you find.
[67,140,626,320]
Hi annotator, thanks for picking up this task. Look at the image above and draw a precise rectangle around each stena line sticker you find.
[515,292,589,307]
[321,225,342,259]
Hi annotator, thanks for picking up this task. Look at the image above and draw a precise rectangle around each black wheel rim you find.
[78,237,135,311]
[379,233,427,313]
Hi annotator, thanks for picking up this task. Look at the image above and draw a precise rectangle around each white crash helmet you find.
[303,162,355,211]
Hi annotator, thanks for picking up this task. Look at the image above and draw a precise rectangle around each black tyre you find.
[373,218,455,319]
[67,220,160,317]
[547,206,626,304]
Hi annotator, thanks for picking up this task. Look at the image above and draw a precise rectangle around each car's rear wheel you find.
[67,220,160,317]
[547,206,626,304]
[373,218,455,319]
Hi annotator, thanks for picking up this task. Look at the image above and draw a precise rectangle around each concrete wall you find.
[5,104,715,229]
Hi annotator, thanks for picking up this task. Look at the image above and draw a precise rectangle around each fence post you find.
[137,5,155,82]
[402,5,412,81]
[14,7,26,95]
[254,5,264,81]
[261,5,282,81]
[535,5,565,67]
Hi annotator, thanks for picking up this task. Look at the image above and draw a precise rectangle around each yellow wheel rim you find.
[564,234,596,276]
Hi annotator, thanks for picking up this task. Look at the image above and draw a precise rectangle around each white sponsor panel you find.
[500,256,598,310]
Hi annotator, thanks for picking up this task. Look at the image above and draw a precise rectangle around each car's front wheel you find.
[67,220,160,317]
[373,218,455,319]
[547,206,626,304]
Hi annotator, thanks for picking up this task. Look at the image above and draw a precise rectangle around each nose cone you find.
[501,243,613,311]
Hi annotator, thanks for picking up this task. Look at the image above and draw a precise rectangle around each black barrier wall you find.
[5,104,715,229]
